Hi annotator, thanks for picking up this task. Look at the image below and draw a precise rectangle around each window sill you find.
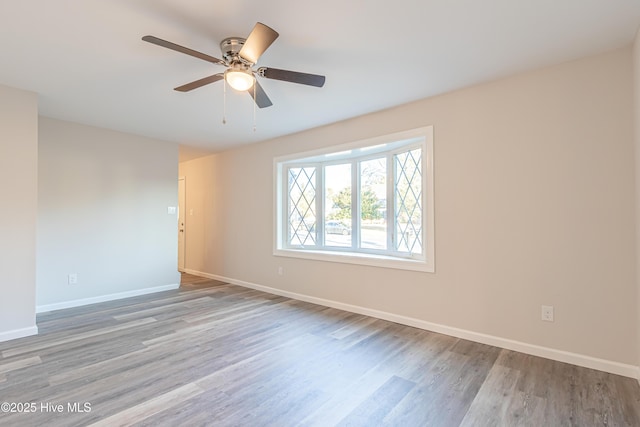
[274,248,434,273]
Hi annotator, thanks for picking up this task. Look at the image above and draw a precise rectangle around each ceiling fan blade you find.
[248,80,273,108]
[174,74,224,92]
[259,67,325,87]
[142,35,225,65]
[239,22,279,64]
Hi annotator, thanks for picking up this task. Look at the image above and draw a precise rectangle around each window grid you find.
[284,146,423,260]
[394,149,423,255]
[287,167,317,246]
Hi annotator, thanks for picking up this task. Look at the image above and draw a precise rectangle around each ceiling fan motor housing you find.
[220,37,249,65]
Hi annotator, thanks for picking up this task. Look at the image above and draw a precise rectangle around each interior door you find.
[178,177,186,271]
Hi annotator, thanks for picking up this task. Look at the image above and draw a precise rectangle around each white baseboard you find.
[0,326,38,343]
[184,269,639,380]
[36,283,180,314]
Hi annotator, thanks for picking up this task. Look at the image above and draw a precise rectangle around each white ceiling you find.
[1,1,639,160]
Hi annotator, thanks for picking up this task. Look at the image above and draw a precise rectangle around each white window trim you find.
[274,126,434,273]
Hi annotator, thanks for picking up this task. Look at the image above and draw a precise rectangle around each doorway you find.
[178,176,186,272]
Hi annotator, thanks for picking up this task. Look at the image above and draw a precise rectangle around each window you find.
[275,126,434,272]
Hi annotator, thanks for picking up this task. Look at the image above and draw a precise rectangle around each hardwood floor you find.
[0,273,639,426]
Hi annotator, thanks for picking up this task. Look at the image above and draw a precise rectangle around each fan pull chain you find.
[222,78,227,125]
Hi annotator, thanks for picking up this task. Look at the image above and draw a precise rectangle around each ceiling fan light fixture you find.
[225,69,255,91]
[142,22,325,109]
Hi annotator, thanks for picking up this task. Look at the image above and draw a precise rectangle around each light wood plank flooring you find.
[0,273,639,426]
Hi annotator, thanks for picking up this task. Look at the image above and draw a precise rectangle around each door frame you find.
[178,176,186,272]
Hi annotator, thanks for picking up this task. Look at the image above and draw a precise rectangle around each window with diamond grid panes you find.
[395,148,422,255]
[275,126,434,272]
[287,167,317,246]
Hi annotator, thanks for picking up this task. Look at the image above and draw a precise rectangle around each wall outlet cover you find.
[541,305,554,322]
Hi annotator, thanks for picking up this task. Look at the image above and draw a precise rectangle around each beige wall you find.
[634,29,640,371]
[0,84,38,341]
[180,48,636,365]
[37,118,181,307]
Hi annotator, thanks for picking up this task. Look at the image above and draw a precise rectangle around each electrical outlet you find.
[541,305,554,322]
[68,273,78,285]
[278,267,284,276]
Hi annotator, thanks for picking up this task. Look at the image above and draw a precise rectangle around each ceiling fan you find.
[142,22,326,108]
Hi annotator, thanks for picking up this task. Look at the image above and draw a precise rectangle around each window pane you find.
[324,163,352,247]
[360,158,387,250]
[395,149,422,254]
[288,167,316,246]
